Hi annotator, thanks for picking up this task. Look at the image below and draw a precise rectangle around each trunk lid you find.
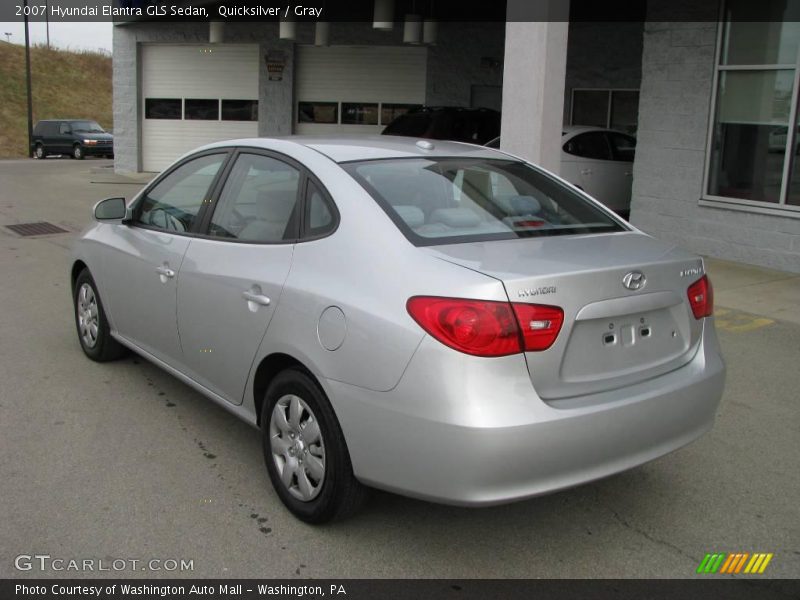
[423,231,706,401]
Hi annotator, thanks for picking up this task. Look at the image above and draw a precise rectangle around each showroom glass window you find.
[706,0,800,208]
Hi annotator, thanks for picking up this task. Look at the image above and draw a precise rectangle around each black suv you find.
[31,119,114,160]
[382,106,501,145]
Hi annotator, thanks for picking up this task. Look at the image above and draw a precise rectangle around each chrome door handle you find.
[242,291,271,306]
[156,265,175,278]
[580,168,593,175]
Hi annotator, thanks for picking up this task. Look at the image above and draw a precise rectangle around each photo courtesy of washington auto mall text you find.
[12,583,347,598]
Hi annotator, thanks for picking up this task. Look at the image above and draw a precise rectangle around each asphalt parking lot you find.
[0,158,798,579]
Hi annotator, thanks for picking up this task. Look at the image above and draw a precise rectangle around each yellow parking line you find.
[714,308,774,333]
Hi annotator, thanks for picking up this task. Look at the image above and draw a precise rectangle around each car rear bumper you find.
[327,320,725,506]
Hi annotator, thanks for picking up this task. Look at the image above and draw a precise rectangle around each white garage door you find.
[295,46,427,136]
[141,44,259,172]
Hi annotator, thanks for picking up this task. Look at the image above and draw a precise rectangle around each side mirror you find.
[93,197,127,221]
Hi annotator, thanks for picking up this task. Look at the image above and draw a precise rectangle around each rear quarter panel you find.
[245,147,506,408]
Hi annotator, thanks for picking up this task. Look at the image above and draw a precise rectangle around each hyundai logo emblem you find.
[622,271,646,291]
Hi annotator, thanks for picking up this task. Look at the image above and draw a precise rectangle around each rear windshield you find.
[343,158,625,246]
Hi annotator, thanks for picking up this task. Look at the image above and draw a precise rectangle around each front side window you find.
[344,158,624,246]
[136,154,226,233]
[706,0,800,208]
[209,154,301,243]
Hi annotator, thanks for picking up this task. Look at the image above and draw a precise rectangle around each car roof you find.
[198,135,506,163]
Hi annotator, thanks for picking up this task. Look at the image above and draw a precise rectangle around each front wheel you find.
[73,269,127,362]
[262,368,367,523]
[73,144,85,160]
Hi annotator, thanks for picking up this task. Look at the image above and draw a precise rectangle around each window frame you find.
[701,6,800,217]
[144,98,183,120]
[569,88,640,133]
[301,176,340,241]
[190,147,340,245]
[129,149,234,237]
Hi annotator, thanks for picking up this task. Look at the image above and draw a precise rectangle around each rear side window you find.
[304,179,336,238]
[343,158,624,246]
[607,132,636,162]
[563,132,613,160]
[208,153,301,243]
[59,122,71,134]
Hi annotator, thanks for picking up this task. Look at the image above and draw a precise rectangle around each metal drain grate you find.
[5,222,69,237]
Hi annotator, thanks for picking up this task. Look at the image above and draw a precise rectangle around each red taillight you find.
[687,275,714,319]
[406,296,564,357]
[511,302,564,351]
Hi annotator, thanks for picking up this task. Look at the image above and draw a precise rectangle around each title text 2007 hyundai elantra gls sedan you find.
[71,136,725,523]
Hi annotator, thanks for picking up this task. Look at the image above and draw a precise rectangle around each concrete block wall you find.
[630,1,800,273]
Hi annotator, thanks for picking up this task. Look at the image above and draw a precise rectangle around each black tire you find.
[73,144,85,160]
[73,269,127,362]
[34,144,47,159]
[261,368,367,524]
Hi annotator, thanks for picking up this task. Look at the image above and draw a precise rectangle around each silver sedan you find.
[71,136,725,523]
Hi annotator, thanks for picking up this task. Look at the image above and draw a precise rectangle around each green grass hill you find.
[0,42,112,158]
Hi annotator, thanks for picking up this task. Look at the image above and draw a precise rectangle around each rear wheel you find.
[34,144,46,159]
[73,144,85,160]
[74,269,127,362]
[261,368,367,523]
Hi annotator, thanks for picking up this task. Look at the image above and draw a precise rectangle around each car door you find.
[605,131,637,214]
[57,121,73,154]
[560,131,617,207]
[100,152,229,366]
[175,151,303,404]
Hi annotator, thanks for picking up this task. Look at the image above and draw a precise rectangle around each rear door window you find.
[208,153,301,243]
[607,132,636,162]
[563,132,613,160]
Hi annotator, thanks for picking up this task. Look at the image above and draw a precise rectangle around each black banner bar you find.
[2,579,800,600]
[2,0,794,23]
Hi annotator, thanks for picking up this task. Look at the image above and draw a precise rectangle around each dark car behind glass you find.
[382,106,501,146]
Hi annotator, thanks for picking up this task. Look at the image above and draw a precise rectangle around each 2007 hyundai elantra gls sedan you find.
[71,136,725,523]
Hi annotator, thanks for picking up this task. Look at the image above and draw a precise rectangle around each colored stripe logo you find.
[697,552,773,574]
